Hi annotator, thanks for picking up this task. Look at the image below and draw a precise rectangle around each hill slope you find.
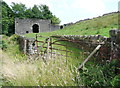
[25,12,119,38]
[2,12,119,87]
[25,12,119,67]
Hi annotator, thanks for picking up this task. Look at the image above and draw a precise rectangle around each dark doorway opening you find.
[26,31,29,33]
[60,25,64,29]
[32,24,39,33]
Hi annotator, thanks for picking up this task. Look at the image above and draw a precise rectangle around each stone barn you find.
[15,18,60,35]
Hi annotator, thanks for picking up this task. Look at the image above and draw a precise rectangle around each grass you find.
[24,12,119,68]
[1,49,80,86]
[25,12,119,38]
[1,35,28,61]
[32,35,86,67]
[0,35,86,86]
[1,12,119,86]
[24,12,119,61]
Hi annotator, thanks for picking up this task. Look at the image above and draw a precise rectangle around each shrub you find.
[111,74,120,87]
[78,60,117,87]
[1,40,7,50]
[9,34,20,43]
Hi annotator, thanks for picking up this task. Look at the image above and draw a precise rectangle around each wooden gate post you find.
[78,45,101,70]
[109,29,120,60]
[46,38,50,59]
[50,37,52,59]
[66,42,68,64]
[24,39,27,54]
[109,29,120,74]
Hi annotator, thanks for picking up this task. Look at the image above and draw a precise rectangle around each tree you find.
[40,5,60,24]
[31,5,42,18]
[24,8,33,18]
[11,2,27,18]
[51,15,61,25]
[1,1,61,35]
[40,5,53,19]
[2,1,14,35]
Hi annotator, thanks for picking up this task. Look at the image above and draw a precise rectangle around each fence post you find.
[109,29,120,74]
[66,42,68,64]
[35,34,39,55]
[50,37,52,59]
[24,39,27,54]
[46,38,50,59]
[78,45,101,70]
[109,29,120,60]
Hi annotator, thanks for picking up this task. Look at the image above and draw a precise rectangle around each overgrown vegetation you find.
[0,35,81,86]
[1,35,27,61]
[78,60,119,87]
[24,12,120,87]
[1,49,79,86]
[1,0,120,86]
[1,33,119,87]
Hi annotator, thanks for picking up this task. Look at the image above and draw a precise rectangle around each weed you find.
[78,60,117,87]
[1,50,80,86]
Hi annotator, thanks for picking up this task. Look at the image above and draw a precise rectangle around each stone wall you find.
[110,29,120,60]
[19,29,120,61]
[51,24,60,31]
[52,29,120,61]
[19,36,37,55]
[52,34,110,60]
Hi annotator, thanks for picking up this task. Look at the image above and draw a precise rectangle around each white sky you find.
[3,0,120,24]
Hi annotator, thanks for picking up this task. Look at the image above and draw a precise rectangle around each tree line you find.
[1,0,61,35]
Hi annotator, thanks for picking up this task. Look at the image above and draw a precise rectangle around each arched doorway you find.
[32,24,39,33]
[60,25,64,29]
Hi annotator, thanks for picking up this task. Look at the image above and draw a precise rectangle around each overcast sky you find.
[3,0,120,24]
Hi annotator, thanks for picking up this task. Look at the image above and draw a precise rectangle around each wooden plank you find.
[78,45,102,70]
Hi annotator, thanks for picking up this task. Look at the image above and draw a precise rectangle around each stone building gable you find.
[15,18,60,35]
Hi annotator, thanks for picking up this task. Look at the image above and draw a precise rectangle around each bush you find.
[1,40,7,50]
[78,60,117,87]
[111,74,120,87]
[9,34,19,42]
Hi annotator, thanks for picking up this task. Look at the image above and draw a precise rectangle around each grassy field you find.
[24,12,119,66]
[1,49,80,86]
[1,35,81,86]
[1,12,119,87]
[25,12,118,38]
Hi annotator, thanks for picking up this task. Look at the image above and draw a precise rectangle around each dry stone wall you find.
[110,29,120,60]
[52,29,120,61]
[52,34,110,60]
[19,29,120,61]
[19,36,37,55]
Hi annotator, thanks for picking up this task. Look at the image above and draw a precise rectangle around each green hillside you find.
[1,12,119,87]
[25,12,119,66]
[24,12,120,71]
[25,12,119,38]
[25,12,120,87]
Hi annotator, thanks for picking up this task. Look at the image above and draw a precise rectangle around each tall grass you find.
[1,50,80,86]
